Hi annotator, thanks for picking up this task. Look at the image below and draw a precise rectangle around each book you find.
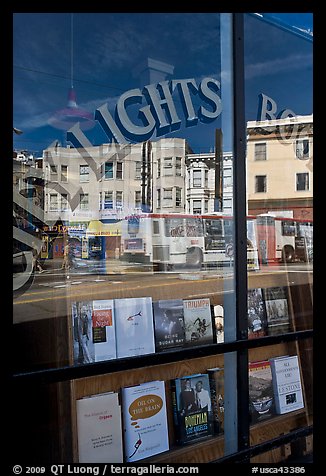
[72,299,116,364]
[170,373,214,445]
[183,298,214,346]
[76,391,123,463]
[269,355,304,414]
[263,286,291,335]
[207,367,224,434]
[121,380,169,462]
[152,299,185,351]
[247,288,268,339]
[114,297,155,359]
[212,304,224,343]
[249,360,275,424]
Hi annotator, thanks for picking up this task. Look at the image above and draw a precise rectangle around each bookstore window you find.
[13,12,312,465]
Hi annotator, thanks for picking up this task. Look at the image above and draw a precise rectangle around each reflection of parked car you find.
[13,247,34,294]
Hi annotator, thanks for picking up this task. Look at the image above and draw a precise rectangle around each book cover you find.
[76,391,123,463]
[247,288,268,339]
[72,299,116,364]
[171,373,214,445]
[269,355,304,414]
[183,298,214,346]
[263,286,291,335]
[249,360,275,424]
[114,297,155,359]
[207,367,224,434]
[121,380,169,462]
[152,299,185,352]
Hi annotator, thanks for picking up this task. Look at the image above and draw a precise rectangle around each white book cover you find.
[76,392,123,463]
[114,297,155,358]
[121,380,169,462]
[270,355,304,414]
[183,298,214,346]
[72,299,116,364]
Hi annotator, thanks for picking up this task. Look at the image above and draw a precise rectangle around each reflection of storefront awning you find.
[86,220,121,237]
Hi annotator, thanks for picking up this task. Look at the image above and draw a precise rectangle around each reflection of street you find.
[13,262,312,324]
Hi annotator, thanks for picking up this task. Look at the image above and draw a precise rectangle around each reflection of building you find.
[246,115,313,220]
[185,152,233,215]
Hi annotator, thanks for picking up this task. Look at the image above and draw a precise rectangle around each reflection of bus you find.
[121,213,259,271]
[255,214,313,264]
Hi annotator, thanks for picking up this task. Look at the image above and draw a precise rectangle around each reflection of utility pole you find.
[141,140,152,212]
[214,128,223,212]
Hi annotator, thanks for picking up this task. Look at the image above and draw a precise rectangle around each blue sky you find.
[13,12,313,156]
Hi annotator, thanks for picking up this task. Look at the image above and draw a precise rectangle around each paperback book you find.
[114,297,155,359]
[72,299,116,364]
[183,298,214,346]
[76,391,123,463]
[152,299,185,351]
[207,367,224,434]
[247,288,268,339]
[269,355,304,414]
[121,380,169,462]
[249,360,275,424]
[170,373,214,445]
[263,286,291,335]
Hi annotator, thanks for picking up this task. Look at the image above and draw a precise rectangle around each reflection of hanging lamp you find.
[48,13,94,131]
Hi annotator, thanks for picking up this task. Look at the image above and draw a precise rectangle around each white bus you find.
[121,213,259,271]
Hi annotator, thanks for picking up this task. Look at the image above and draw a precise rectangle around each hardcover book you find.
[170,373,214,445]
[207,367,224,434]
[76,391,123,463]
[121,380,169,462]
[72,299,116,364]
[152,299,185,351]
[263,286,291,335]
[247,288,268,339]
[269,355,304,414]
[114,297,155,359]
[183,298,214,346]
[249,360,275,424]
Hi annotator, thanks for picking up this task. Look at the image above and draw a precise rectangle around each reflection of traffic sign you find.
[226,242,234,258]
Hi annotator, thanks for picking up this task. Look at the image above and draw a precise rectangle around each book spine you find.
[208,371,220,435]
[270,360,283,414]
[170,380,181,444]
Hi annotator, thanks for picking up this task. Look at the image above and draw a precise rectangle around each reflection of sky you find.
[13,13,312,156]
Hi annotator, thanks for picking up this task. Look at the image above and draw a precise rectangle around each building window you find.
[175,187,182,207]
[80,165,89,183]
[61,194,68,211]
[116,191,123,209]
[163,188,173,206]
[157,158,161,177]
[296,139,309,159]
[104,191,113,209]
[192,199,202,214]
[49,193,58,211]
[49,165,58,182]
[193,169,202,187]
[116,162,123,179]
[157,188,161,208]
[105,162,113,179]
[135,190,141,209]
[80,193,89,210]
[255,175,267,193]
[176,157,182,176]
[255,142,267,161]
[135,161,142,179]
[163,157,173,176]
[204,199,209,213]
[296,172,309,191]
[61,165,68,182]
[99,192,102,210]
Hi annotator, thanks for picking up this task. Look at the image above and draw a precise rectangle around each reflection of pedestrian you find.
[61,244,70,270]
[32,249,44,273]
[75,305,93,364]
[179,379,197,416]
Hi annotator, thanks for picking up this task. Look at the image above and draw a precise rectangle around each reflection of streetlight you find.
[13,127,23,135]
